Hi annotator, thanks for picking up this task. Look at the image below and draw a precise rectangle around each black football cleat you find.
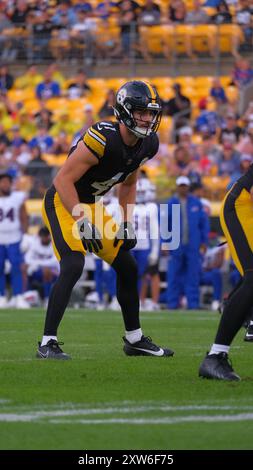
[123,335,174,357]
[36,339,71,360]
[199,352,240,381]
[244,323,253,342]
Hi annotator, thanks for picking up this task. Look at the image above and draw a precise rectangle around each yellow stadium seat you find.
[105,78,126,91]
[173,76,195,88]
[218,24,244,53]
[8,88,35,102]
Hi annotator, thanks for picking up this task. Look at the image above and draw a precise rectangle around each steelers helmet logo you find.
[117,87,127,105]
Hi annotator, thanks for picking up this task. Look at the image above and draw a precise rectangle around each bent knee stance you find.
[60,251,84,284]
[112,250,138,282]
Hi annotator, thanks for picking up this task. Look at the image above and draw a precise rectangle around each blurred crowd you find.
[1,59,253,199]
[0,0,253,64]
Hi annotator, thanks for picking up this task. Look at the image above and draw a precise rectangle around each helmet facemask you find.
[114,81,162,139]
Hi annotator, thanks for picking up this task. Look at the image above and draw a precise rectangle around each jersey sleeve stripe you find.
[88,129,106,146]
[90,127,106,143]
[83,133,105,158]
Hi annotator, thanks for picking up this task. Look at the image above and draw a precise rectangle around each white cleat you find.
[0,296,8,309]
[108,296,121,311]
[211,300,220,312]
[15,295,31,309]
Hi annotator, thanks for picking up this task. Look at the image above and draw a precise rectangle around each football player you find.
[37,80,174,359]
[0,172,29,308]
[199,163,253,381]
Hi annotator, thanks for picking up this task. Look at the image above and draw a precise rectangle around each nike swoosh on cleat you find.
[37,350,50,358]
[132,347,165,356]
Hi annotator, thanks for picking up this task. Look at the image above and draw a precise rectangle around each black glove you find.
[113,221,137,250]
[77,218,103,253]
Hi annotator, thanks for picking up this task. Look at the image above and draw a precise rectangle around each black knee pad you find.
[60,251,84,281]
[112,249,138,281]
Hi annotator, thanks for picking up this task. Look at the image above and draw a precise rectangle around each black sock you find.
[112,249,140,331]
[44,252,84,335]
[215,271,253,345]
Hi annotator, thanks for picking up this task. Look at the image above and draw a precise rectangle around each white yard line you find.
[49,413,253,425]
[2,403,253,423]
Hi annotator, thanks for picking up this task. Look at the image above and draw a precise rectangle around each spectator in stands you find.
[219,111,242,143]
[0,64,14,92]
[14,64,43,90]
[237,121,253,155]
[51,0,77,27]
[0,124,10,146]
[34,101,54,130]
[167,145,200,179]
[0,102,14,130]
[72,104,97,145]
[46,64,66,89]
[162,83,191,134]
[29,124,54,153]
[25,226,59,306]
[70,8,97,65]
[139,0,161,26]
[67,70,91,98]
[50,11,72,61]
[15,143,32,168]
[9,125,26,149]
[217,141,241,176]
[98,89,116,118]
[0,138,12,170]
[24,146,52,198]
[210,77,228,105]
[52,132,70,155]
[185,0,209,24]
[229,153,253,187]
[29,10,54,62]
[198,134,221,175]
[241,100,253,125]
[0,11,15,62]
[211,1,232,24]
[177,126,200,159]
[165,175,209,309]
[95,1,118,20]
[7,0,29,25]
[50,111,77,139]
[235,0,253,47]
[231,59,253,88]
[36,69,61,100]
[168,0,187,23]
[195,98,223,135]
[117,0,141,62]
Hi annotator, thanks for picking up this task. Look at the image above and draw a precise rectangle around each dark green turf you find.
[0,309,252,450]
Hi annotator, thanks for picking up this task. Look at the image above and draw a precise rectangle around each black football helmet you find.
[114,80,162,138]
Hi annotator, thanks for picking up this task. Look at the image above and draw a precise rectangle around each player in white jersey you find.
[0,172,29,308]
[132,177,160,309]
[25,227,59,305]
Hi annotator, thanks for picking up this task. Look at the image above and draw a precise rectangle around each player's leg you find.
[90,201,174,357]
[111,249,173,357]
[7,242,28,308]
[37,187,86,359]
[199,187,253,380]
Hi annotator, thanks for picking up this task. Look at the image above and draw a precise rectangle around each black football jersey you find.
[68,121,159,203]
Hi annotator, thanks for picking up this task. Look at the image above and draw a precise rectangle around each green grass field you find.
[0,308,253,450]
